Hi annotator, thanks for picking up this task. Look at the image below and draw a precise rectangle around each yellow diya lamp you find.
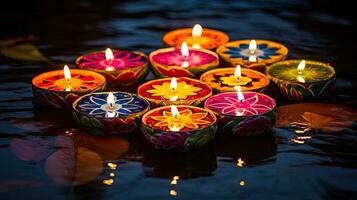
[266,59,336,101]
[163,24,229,50]
[138,77,212,107]
[32,65,106,108]
[200,64,270,93]
[142,105,217,150]
[150,41,219,78]
[216,39,288,72]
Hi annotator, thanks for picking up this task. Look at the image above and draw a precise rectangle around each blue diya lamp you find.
[216,39,288,72]
[72,92,150,136]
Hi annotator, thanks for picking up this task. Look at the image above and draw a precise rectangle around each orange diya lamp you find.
[200,65,270,93]
[141,105,217,150]
[76,48,149,86]
[150,41,219,78]
[163,24,229,50]
[216,39,288,72]
[138,77,212,107]
[32,65,106,108]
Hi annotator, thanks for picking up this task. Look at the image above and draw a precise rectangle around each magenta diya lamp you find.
[32,65,106,108]
[72,92,150,136]
[137,77,212,107]
[141,105,217,150]
[266,59,336,101]
[204,87,277,135]
[149,42,219,78]
[216,39,288,72]
[76,48,149,86]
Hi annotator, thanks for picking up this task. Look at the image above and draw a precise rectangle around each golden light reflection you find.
[237,158,245,167]
[108,162,117,170]
[103,179,114,185]
[110,173,115,177]
[170,190,177,196]
[240,180,245,186]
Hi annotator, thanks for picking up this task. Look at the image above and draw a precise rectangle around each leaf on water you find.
[276,103,357,133]
[0,43,49,62]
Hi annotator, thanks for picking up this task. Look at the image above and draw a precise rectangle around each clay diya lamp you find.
[204,87,276,135]
[138,77,212,107]
[72,92,150,135]
[32,65,106,108]
[150,42,219,78]
[266,59,336,101]
[163,24,229,50]
[216,39,288,71]
[76,48,149,86]
[141,105,217,150]
[200,65,270,93]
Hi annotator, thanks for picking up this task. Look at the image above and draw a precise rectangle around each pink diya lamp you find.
[216,39,288,72]
[163,24,229,50]
[32,65,106,108]
[76,48,149,86]
[141,105,217,150]
[204,86,276,135]
[150,41,219,78]
[200,64,270,93]
[138,77,212,107]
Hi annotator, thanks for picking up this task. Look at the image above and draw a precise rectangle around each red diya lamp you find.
[72,92,150,136]
[163,24,229,50]
[141,105,217,150]
[216,39,288,72]
[32,65,106,108]
[150,42,219,78]
[205,86,276,136]
[76,48,149,86]
[200,65,270,93]
[138,77,212,107]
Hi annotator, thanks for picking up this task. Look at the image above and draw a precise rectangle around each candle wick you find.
[239,99,243,104]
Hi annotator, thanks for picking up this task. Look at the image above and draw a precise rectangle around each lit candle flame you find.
[107,92,116,109]
[181,41,189,60]
[105,48,114,62]
[297,60,305,75]
[234,65,241,80]
[235,86,244,103]
[63,65,71,91]
[192,24,203,37]
[171,105,179,119]
[170,77,177,92]
[249,40,257,54]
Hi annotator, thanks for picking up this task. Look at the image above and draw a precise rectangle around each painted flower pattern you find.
[224,44,280,60]
[150,109,211,131]
[77,50,147,70]
[206,93,274,116]
[76,93,148,118]
[146,81,202,100]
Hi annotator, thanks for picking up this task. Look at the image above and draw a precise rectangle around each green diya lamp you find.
[141,105,217,150]
[137,77,212,107]
[266,59,336,101]
[72,92,150,136]
[200,65,270,93]
[216,39,288,72]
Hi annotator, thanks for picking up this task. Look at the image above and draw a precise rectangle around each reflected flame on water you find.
[103,179,114,185]
[237,158,245,167]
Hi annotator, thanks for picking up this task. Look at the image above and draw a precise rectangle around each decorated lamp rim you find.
[217,39,288,53]
[142,105,217,133]
[72,91,150,119]
[32,69,106,94]
[75,49,149,74]
[266,59,336,84]
[163,28,229,45]
[137,77,213,103]
[149,47,219,68]
[200,67,270,88]
[204,91,277,118]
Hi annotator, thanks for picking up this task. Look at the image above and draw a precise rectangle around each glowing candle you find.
[142,105,217,150]
[76,48,148,86]
[200,67,270,93]
[163,24,229,50]
[266,59,336,101]
[205,91,276,135]
[138,77,212,107]
[216,39,288,72]
[149,46,219,78]
[73,92,149,135]
[32,66,106,108]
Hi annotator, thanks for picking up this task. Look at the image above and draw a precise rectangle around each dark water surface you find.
[1,0,357,199]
